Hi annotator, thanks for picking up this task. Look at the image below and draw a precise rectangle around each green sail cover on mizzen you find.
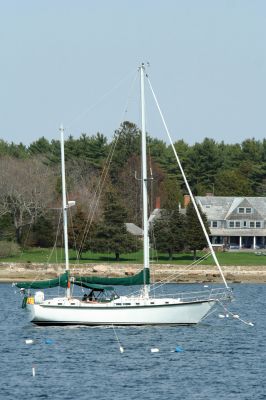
[15,272,69,289]
[74,268,150,287]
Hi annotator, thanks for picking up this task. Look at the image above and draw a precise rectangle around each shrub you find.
[0,241,20,258]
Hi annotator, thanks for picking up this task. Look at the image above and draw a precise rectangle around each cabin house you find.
[196,196,266,249]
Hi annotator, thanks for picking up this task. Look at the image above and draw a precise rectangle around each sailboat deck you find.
[38,287,230,309]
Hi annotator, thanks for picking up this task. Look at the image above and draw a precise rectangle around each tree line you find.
[0,121,265,258]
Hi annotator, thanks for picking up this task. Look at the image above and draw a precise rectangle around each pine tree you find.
[68,206,90,258]
[90,189,141,261]
[32,216,55,247]
[185,202,210,260]
[152,206,185,260]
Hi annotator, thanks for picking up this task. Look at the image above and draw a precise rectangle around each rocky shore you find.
[0,262,265,284]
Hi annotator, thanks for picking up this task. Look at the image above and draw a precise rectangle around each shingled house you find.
[196,196,266,249]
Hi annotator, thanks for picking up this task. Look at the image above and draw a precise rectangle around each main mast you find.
[140,64,150,298]
[60,125,71,298]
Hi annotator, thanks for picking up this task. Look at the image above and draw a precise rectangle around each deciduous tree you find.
[0,157,55,244]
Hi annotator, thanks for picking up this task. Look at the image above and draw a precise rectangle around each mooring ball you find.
[150,348,159,353]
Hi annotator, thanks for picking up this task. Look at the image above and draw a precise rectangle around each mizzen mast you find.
[60,125,71,298]
[140,64,150,298]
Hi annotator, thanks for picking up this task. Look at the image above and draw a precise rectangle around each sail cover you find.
[74,268,150,287]
[15,269,150,290]
[15,272,69,289]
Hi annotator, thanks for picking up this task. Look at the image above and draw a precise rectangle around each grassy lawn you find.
[1,247,266,266]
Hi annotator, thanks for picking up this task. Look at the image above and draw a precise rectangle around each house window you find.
[212,221,218,228]
[238,207,252,214]
[229,221,234,228]
[249,221,255,228]
[235,221,240,228]
[243,221,247,228]
[256,221,261,228]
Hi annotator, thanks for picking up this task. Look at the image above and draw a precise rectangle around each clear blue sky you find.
[0,0,265,145]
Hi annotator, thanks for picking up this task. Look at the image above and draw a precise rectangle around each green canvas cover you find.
[15,268,150,290]
[16,272,69,289]
[74,268,150,287]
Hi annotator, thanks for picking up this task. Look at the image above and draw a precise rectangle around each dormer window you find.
[238,207,253,214]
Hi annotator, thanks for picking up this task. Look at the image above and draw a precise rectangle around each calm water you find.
[0,283,265,400]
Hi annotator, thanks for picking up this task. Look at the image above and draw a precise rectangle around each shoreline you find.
[0,262,266,284]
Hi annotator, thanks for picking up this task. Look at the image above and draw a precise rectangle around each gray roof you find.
[148,208,161,224]
[196,196,266,220]
[125,223,143,236]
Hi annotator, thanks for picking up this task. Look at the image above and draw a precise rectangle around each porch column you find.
[239,236,242,249]
[253,236,256,249]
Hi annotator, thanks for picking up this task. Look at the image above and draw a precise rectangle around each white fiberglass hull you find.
[26,297,216,326]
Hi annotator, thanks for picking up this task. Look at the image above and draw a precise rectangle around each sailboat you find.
[16,64,232,325]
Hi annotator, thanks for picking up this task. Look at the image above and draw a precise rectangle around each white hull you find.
[26,296,216,325]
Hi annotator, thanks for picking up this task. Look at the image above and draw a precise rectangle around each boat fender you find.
[34,291,45,304]
[151,348,159,353]
[45,339,54,345]
[22,296,28,309]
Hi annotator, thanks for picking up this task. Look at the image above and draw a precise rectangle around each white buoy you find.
[32,365,36,377]
[248,322,254,327]
[233,314,240,319]
[204,285,209,288]
[151,348,159,353]
[218,314,225,319]
[119,346,124,353]
[25,339,34,345]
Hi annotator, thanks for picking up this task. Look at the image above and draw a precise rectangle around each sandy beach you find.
[0,262,265,284]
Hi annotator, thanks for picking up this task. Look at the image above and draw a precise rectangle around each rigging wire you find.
[16,210,64,289]
[66,69,137,131]
[47,210,63,264]
[126,252,213,298]
[66,190,80,262]
[150,252,212,291]
[146,73,230,291]
[112,325,124,353]
[217,300,254,326]
[76,70,139,257]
